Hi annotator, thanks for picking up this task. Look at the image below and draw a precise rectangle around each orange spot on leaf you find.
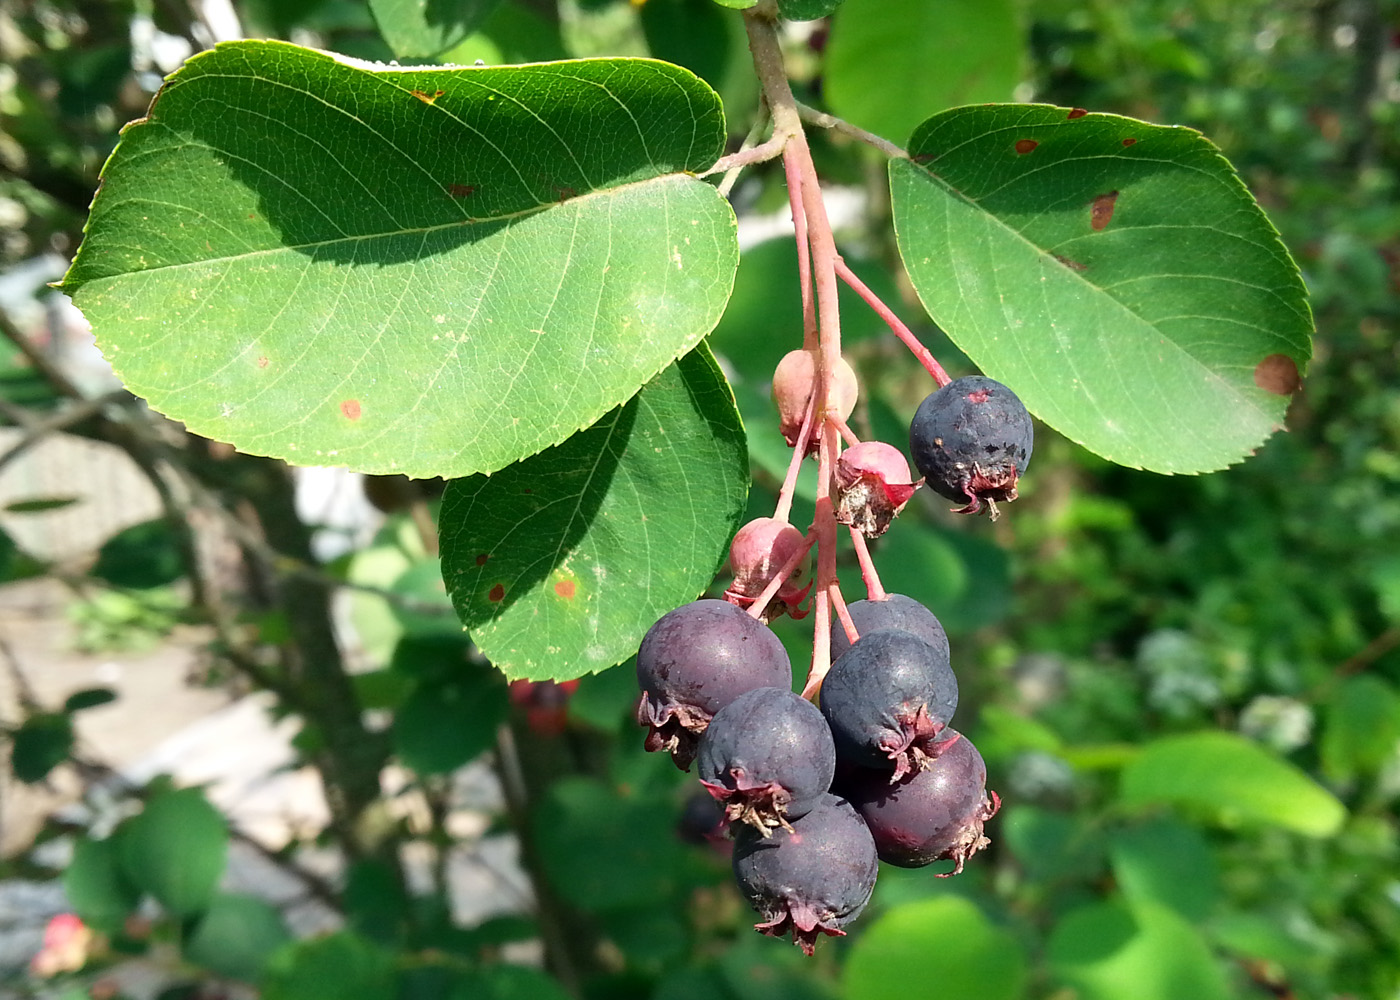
[488,583,505,602]
[1254,354,1302,395]
[1122,137,1138,146]
[412,89,445,104]
[340,399,362,420]
[1090,191,1119,232]
[554,580,576,600]
[1067,108,1088,119]
[256,356,269,368]
[1014,138,1039,154]
[447,183,476,198]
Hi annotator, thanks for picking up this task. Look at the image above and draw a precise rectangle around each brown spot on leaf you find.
[340,399,362,420]
[256,356,269,369]
[522,488,533,495]
[412,89,445,104]
[555,186,577,202]
[1122,137,1138,146]
[1014,138,1039,155]
[1067,108,1088,119]
[488,583,505,602]
[911,153,935,164]
[1090,191,1119,231]
[1054,254,1089,271]
[1254,354,1301,395]
[447,183,476,198]
[475,553,489,566]
[554,580,576,600]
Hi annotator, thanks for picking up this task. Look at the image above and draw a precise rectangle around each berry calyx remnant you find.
[834,441,922,537]
[724,517,812,620]
[909,375,1034,519]
[772,349,858,453]
[635,599,793,770]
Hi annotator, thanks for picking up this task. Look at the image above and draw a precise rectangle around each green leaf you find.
[843,895,1027,1000]
[263,931,396,1000]
[10,712,73,782]
[393,665,509,774]
[1119,731,1345,837]
[710,0,757,8]
[90,519,185,589]
[63,835,142,932]
[778,0,842,20]
[5,496,79,513]
[1320,674,1400,781]
[641,0,732,89]
[440,345,747,681]
[1109,817,1219,921]
[825,0,1022,144]
[533,776,684,911]
[62,42,737,479]
[892,104,1312,474]
[184,892,292,983]
[451,965,572,1000]
[1049,899,1231,1000]
[120,787,229,916]
[370,0,504,59]
[64,687,118,712]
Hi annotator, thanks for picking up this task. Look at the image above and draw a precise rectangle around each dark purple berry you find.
[732,793,878,955]
[636,599,792,770]
[909,375,1033,519]
[819,629,958,780]
[830,593,949,664]
[677,789,730,851]
[844,731,999,872]
[697,687,836,835]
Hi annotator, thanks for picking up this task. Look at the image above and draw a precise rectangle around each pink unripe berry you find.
[724,517,812,620]
[835,441,921,537]
[772,350,858,453]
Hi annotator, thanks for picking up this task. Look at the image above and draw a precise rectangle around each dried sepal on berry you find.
[834,441,922,537]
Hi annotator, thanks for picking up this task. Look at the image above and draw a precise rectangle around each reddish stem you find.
[829,412,860,448]
[784,142,816,352]
[745,528,818,621]
[834,257,951,387]
[774,388,817,525]
[828,581,859,646]
[848,526,887,602]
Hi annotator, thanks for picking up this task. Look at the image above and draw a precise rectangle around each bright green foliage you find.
[1119,731,1346,836]
[440,345,747,680]
[1109,817,1220,921]
[262,931,396,1000]
[184,892,294,982]
[777,0,843,20]
[825,0,1023,143]
[370,0,504,58]
[1049,899,1231,1000]
[62,42,737,478]
[393,659,509,771]
[843,896,1027,1000]
[62,836,142,932]
[9,713,73,783]
[892,104,1312,473]
[118,787,229,917]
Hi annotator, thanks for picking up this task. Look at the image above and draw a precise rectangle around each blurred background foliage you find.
[1,0,1398,998]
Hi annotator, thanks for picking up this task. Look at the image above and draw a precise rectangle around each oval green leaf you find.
[62,41,737,478]
[440,344,747,681]
[393,667,509,774]
[370,0,503,59]
[10,712,74,783]
[1049,899,1230,1000]
[1119,730,1345,837]
[891,104,1312,474]
[119,787,229,916]
[63,835,142,932]
[184,892,293,982]
[843,895,1027,1000]
[825,0,1022,144]
[263,931,396,1000]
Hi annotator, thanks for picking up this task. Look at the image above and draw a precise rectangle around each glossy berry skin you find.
[830,594,949,665]
[732,793,878,955]
[636,600,792,771]
[909,375,1033,518]
[819,629,958,780]
[844,732,999,872]
[697,687,836,835]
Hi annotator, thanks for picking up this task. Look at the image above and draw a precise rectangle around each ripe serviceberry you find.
[697,686,836,835]
[635,600,792,770]
[909,375,1033,519]
[772,349,858,453]
[820,629,958,780]
[724,517,812,620]
[834,441,921,537]
[731,793,878,955]
[829,594,949,665]
[844,731,999,872]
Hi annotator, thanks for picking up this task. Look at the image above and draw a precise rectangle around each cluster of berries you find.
[633,356,1033,954]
